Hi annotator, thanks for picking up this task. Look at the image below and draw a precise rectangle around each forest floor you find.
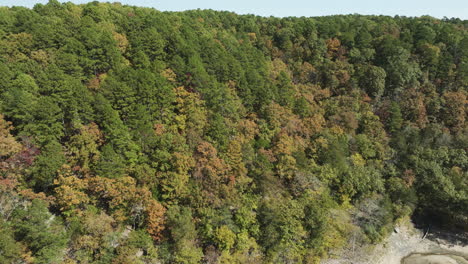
[322,219,468,264]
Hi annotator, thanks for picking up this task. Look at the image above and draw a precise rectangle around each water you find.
[402,252,468,264]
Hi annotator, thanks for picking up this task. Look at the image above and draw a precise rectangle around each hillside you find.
[0,1,467,263]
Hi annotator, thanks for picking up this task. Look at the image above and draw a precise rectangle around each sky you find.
[2,0,468,19]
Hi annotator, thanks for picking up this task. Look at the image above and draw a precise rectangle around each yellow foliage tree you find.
[0,114,22,158]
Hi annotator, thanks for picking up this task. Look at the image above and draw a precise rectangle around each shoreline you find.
[322,220,468,264]
[401,252,468,264]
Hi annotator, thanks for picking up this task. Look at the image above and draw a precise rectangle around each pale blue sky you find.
[2,0,468,19]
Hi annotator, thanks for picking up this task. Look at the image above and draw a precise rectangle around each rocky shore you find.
[322,220,468,264]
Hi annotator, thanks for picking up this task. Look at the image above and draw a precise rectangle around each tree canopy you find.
[0,2,466,263]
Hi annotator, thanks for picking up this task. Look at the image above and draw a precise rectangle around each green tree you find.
[357,64,386,100]
[0,220,22,264]
[166,206,204,264]
[12,199,69,264]
[30,140,66,192]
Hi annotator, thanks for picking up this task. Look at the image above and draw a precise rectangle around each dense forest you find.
[0,1,467,263]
